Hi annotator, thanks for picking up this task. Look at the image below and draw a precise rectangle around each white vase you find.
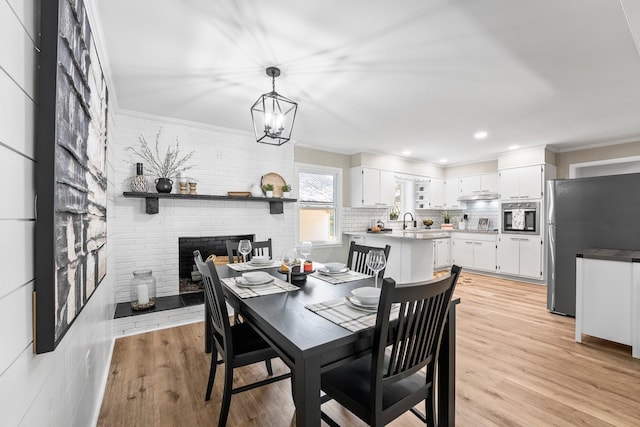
[250,183,263,197]
[282,191,291,198]
[265,190,274,198]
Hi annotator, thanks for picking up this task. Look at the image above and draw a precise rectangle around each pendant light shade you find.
[251,67,298,146]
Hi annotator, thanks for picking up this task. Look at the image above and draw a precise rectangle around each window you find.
[297,164,341,245]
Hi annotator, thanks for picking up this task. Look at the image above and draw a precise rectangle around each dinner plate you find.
[318,267,350,275]
[249,259,273,265]
[233,277,275,288]
[344,296,378,312]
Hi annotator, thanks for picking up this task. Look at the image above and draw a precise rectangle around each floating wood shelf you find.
[122,192,297,214]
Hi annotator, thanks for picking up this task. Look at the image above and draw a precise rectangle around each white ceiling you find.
[94,0,640,165]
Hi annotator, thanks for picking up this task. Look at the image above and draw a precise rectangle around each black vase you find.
[155,178,173,193]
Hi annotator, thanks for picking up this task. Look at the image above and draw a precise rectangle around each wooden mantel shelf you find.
[122,192,297,214]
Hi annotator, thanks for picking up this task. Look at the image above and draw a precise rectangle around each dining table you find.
[206,263,460,427]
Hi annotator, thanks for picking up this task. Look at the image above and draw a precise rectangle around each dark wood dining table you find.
[208,265,460,427]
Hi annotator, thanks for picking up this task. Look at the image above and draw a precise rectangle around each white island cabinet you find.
[345,231,450,284]
[575,248,640,359]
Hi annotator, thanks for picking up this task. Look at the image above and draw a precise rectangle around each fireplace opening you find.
[178,234,255,294]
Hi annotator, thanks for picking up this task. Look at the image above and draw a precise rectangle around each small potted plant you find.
[442,211,453,224]
[282,184,292,198]
[263,183,275,197]
[389,207,400,220]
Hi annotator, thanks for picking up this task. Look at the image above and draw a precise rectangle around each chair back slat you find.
[194,250,233,358]
[373,265,462,391]
[225,238,272,263]
[346,241,391,276]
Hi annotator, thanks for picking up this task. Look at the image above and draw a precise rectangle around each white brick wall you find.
[112,111,296,302]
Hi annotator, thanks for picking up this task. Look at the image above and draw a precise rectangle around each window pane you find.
[299,172,334,203]
[300,208,335,241]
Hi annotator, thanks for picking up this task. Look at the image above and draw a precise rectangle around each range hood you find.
[457,192,499,201]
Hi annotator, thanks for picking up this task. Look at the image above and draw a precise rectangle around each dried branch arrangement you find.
[126,128,195,178]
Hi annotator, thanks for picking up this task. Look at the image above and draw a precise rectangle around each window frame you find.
[295,163,342,247]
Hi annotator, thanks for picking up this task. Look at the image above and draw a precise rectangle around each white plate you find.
[344,296,378,312]
[249,259,273,265]
[234,277,275,288]
[318,267,350,275]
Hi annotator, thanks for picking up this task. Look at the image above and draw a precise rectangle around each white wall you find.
[111,111,296,303]
[0,1,116,425]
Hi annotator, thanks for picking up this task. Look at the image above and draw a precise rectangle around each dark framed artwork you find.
[35,0,109,353]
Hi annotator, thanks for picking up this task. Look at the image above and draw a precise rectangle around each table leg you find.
[438,301,457,427]
[294,355,321,427]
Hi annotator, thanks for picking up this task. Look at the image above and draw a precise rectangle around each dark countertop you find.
[577,248,640,262]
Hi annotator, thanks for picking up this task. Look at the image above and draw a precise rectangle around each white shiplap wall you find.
[111,111,297,304]
[0,1,116,426]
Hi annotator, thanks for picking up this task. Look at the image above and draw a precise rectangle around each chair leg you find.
[426,394,436,426]
[218,363,234,427]
[205,352,218,401]
[265,358,274,375]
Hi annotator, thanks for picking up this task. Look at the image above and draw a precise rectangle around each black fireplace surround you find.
[178,234,255,293]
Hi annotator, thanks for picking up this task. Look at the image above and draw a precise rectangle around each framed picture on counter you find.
[478,218,489,230]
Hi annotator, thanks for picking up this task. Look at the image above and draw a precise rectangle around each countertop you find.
[344,229,498,240]
[576,248,640,262]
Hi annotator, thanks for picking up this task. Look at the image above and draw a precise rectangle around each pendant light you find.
[250,66,298,146]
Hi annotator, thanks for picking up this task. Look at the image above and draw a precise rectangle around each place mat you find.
[221,275,299,299]
[226,261,281,271]
[306,298,399,332]
[310,269,372,284]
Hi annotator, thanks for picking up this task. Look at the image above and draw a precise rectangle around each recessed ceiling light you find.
[509,144,520,150]
[474,130,488,140]
[402,150,411,156]
[439,158,448,164]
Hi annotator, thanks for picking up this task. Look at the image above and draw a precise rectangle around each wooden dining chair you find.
[193,250,290,427]
[347,241,391,277]
[225,238,272,263]
[320,264,462,427]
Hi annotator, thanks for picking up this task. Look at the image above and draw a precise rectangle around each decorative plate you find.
[261,172,286,197]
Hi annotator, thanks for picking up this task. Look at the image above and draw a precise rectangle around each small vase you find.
[265,190,273,198]
[156,178,173,193]
[251,183,263,197]
[130,270,156,310]
[130,163,149,192]
[282,191,291,199]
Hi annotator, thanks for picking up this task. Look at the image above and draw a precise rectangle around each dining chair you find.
[347,241,391,277]
[320,264,462,427]
[225,238,272,263]
[193,250,290,427]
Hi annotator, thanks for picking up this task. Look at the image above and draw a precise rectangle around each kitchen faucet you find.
[403,212,416,230]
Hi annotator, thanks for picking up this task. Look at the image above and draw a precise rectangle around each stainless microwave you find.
[502,201,539,234]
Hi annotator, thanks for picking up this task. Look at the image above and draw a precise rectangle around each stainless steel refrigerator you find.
[546,173,640,316]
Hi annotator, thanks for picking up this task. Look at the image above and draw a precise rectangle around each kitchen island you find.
[575,248,640,358]
[344,230,450,284]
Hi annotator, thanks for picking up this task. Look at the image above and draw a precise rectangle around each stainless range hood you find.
[457,192,499,201]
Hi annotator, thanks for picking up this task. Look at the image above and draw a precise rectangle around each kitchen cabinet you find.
[451,232,496,272]
[497,235,543,279]
[360,233,434,283]
[428,178,445,209]
[433,238,451,269]
[414,180,429,209]
[445,179,462,209]
[350,167,395,207]
[460,173,498,195]
[499,165,543,200]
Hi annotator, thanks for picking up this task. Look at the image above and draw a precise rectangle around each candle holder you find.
[130,270,156,310]
[188,182,197,195]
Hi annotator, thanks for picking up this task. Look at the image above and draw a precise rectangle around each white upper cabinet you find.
[350,167,395,207]
[481,173,499,193]
[428,178,445,209]
[499,165,544,200]
[445,178,462,209]
[460,175,481,195]
[460,173,499,195]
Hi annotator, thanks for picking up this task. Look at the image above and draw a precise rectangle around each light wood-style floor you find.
[98,273,640,426]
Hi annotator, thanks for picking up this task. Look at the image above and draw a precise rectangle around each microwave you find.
[502,202,539,234]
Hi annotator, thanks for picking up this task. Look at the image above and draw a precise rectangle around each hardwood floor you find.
[98,273,640,426]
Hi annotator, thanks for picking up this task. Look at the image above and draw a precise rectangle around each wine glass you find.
[238,240,252,265]
[280,248,297,283]
[366,249,387,289]
[299,241,312,262]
